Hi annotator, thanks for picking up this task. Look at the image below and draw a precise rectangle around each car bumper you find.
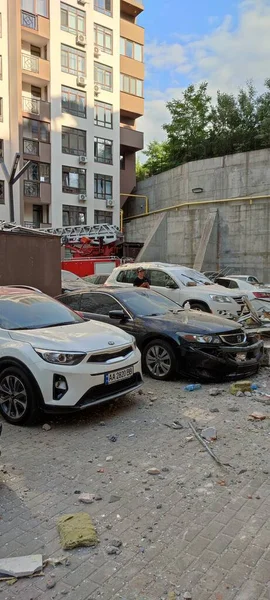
[31,349,142,410]
[177,340,264,381]
[209,301,242,319]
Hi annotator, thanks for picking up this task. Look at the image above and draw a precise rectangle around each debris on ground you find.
[57,513,98,550]
[183,592,192,599]
[46,579,56,589]
[44,556,69,567]
[185,436,194,442]
[0,554,43,578]
[78,493,95,504]
[228,406,239,412]
[167,592,177,600]
[209,407,220,413]
[209,388,223,396]
[108,435,118,442]
[217,480,227,486]
[201,427,217,441]
[106,456,113,462]
[230,380,252,395]
[188,422,224,467]
[184,384,202,392]
[108,494,120,503]
[147,468,160,475]
[106,539,122,555]
[42,424,51,432]
[249,412,268,420]
[164,420,184,430]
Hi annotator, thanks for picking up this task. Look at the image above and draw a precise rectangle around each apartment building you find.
[0,0,144,228]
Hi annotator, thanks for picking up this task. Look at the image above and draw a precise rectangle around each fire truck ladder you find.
[42,224,123,245]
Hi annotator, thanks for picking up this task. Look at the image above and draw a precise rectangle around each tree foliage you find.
[137,79,270,179]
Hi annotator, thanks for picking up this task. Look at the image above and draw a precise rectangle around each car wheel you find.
[188,302,211,313]
[0,366,40,426]
[143,339,176,380]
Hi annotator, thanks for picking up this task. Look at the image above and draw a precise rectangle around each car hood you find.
[9,320,133,352]
[142,310,242,334]
[183,284,242,297]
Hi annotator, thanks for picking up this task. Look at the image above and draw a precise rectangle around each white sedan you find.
[0,287,142,425]
[215,277,270,310]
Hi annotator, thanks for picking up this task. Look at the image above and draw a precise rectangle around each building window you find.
[94,210,113,224]
[63,205,86,226]
[61,44,86,77]
[120,38,143,62]
[94,174,112,200]
[25,161,50,182]
[61,2,85,35]
[94,137,113,165]
[23,117,50,142]
[21,0,48,18]
[94,62,113,92]
[62,166,86,194]
[62,126,86,156]
[0,98,3,122]
[94,100,113,129]
[94,24,113,54]
[61,85,86,118]
[94,0,112,17]
[120,74,143,97]
[0,140,3,159]
[0,56,2,79]
[0,181,4,204]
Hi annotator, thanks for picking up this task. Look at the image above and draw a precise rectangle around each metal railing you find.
[22,53,39,74]
[23,139,39,156]
[21,10,37,30]
[24,181,40,197]
[24,221,40,228]
[22,96,50,117]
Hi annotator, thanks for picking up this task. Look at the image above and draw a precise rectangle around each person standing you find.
[133,267,150,288]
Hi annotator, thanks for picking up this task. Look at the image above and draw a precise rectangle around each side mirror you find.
[109,309,129,321]
[166,282,178,289]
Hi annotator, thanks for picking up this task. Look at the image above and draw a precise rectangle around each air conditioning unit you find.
[77,76,86,87]
[106,199,114,208]
[77,0,86,5]
[94,84,101,96]
[79,155,87,164]
[76,33,86,47]
[94,46,100,57]
[78,194,87,202]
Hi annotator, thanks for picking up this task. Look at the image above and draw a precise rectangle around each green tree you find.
[136,158,148,181]
[142,140,170,176]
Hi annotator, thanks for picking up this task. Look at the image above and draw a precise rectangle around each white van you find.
[105,262,245,319]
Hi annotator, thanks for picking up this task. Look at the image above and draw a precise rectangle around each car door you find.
[80,292,137,337]
[147,269,181,303]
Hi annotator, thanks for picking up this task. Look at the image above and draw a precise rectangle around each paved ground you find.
[0,369,270,600]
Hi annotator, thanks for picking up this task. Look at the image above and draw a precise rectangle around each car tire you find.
[188,302,211,313]
[142,339,176,380]
[0,366,41,426]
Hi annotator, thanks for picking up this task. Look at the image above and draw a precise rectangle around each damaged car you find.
[57,287,264,382]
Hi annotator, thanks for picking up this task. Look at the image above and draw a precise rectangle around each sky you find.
[137,0,270,150]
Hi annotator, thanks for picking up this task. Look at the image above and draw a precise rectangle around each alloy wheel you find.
[145,344,172,378]
[0,375,28,421]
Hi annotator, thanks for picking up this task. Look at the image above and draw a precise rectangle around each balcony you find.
[23,181,51,204]
[21,53,50,84]
[121,0,143,17]
[120,126,144,151]
[24,221,52,229]
[23,138,51,162]
[120,92,144,119]
[120,18,144,44]
[21,10,50,42]
[22,96,51,121]
[121,56,144,80]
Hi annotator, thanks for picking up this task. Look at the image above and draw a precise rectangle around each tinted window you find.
[116,270,137,284]
[119,289,182,317]
[0,293,82,330]
[216,279,231,288]
[81,293,120,315]
[228,281,239,289]
[60,294,81,309]
[149,270,177,288]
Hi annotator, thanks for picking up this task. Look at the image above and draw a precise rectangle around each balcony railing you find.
[24,221,40,228]
[23,139,39,156]
[24,181,40,197]
[21,10,37,30]
[22,53,39,73]
[22,96,50,118]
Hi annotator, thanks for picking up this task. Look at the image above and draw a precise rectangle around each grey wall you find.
[124,149,270,280]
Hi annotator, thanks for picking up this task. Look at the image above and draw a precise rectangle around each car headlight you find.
[178,333,221,344]
[34,349,86,365]
[209,295,233,303]
[131,336,137,350]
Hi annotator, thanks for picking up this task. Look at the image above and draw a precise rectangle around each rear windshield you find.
[0,293,83,330]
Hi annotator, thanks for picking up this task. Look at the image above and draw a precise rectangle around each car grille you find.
[219,332,246,345]
[77,373,142,407]
[233,296,245,305]
[87,345,133,363]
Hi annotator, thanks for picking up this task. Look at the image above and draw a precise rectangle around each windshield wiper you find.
[37,321,77,328]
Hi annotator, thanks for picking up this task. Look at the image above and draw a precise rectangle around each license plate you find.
[104,366,134,385]
[236,353,247,363]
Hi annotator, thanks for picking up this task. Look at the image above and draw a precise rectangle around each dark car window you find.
[228,281,239,289]
[116,270,137,284]
[60,294,82,310]
[81,293,121,315]
[119,289,182,317]
[0,293,83,330]
[216,279,230,288]
[148,269,177,288]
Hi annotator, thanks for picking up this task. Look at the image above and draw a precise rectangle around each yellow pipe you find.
[123,194,270,221]
[120,209,124,232]
[120,193,149,214]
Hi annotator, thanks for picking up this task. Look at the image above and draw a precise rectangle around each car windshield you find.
[171,268,212,286]
[119,289,183,317]
[0,293,83,330]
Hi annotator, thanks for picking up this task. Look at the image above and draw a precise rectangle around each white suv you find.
[106,263,245,318]
[0,287,142,425]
